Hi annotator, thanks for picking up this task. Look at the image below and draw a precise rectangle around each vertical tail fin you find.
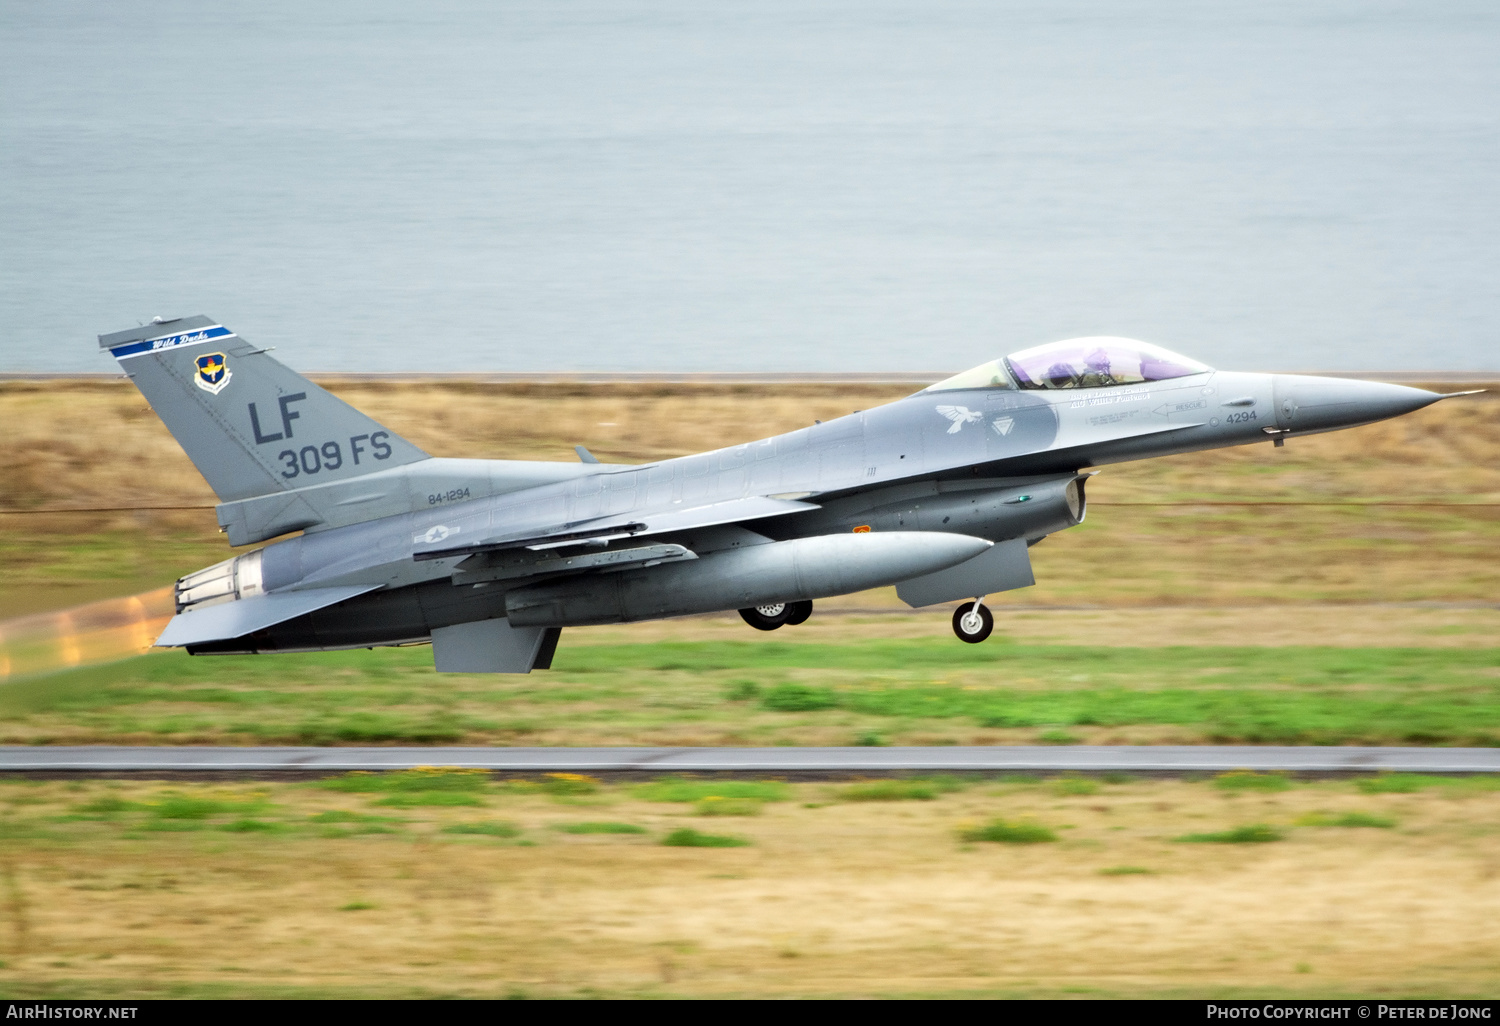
[100,316,428,503]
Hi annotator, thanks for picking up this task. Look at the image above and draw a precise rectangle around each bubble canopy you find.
[926,337,1213,392]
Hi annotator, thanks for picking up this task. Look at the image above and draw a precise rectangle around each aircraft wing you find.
[156,585,380,647]
[413,494,819,562]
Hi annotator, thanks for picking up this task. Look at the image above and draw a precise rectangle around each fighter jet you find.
[100,318,1475,671]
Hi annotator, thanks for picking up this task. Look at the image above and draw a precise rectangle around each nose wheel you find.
[952,601,993,643]
[739,600,813,631]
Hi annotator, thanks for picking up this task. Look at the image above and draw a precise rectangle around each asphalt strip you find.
[1,745,1498,776]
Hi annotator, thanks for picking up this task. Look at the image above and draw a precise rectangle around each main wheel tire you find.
[784,600,813,625]
[952,602,994,644]
[740,603,792,631]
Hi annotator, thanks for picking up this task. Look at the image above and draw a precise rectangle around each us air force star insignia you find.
[992,415,1015,436]
[935,405,982,434]
[414,525,460,545]
[193,352,231,395]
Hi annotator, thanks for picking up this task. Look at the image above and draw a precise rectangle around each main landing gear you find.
[952,599,993,643]
[738,600,814,631]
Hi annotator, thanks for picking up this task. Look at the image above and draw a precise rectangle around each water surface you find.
[2,0,1496,373]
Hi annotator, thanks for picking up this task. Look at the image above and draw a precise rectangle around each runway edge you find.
[2,745,1499,776]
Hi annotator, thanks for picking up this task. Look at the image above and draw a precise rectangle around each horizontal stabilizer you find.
[156,585,379,647]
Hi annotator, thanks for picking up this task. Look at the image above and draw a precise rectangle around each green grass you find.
[662,827,750,848]
[307,811,402,835]
[839,779,939,801]
[316,824,399,837]
[1436,776,1500,795]
[307,810,400,825]
[319,770,491,808]
[441,821,521,837]
[555,822,648,835]
[318,769,490,793]
[534,774,600,796]
[219,819,283,833]
[1215,771,1292,793]
[959,819,1058,844]
[761,683,836,711]
[1098,866,1153,876]
[1176,824,1284,844]
[1296,812,1397,828]
[150,795,268,820]
[1353,774,1500,797]
[695,797,762,816]
[372,792,483,808]
[72,796,145,817]
[489,774,604,797]
[0,524,239,620]
[1052,776,1099,796]
[5,641,1500,748]
[838,777,965,802]
[724,680,761,701]
[138,820,205,833]
[1356,774,1446,794]
[634,779,789,803]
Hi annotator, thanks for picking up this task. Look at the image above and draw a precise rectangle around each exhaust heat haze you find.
[0,588,173,681]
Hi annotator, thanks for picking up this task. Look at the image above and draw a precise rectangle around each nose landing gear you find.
[952,599,993,643]
[739,600,814,631]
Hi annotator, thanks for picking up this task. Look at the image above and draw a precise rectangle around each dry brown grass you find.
[2,380,1495,618]
[1,775,1497,997]
[0,380,913,510]
[3,378,1496,511]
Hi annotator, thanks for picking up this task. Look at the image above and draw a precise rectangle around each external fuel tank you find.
[504,531,992,627]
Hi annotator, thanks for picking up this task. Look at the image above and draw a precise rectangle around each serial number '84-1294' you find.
[277,432,393,479]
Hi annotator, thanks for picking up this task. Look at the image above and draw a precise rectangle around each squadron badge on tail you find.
[194,352,231,395]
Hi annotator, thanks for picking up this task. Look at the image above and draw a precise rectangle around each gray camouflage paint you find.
[102,317,1456,658]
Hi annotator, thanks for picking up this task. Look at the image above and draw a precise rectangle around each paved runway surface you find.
[2,745,1498,776]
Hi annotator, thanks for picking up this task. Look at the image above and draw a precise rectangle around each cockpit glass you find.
[1004,337,1211,390]
[921,359,1013,393]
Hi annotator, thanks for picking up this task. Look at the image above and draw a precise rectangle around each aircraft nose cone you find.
[1271,375,1444,432]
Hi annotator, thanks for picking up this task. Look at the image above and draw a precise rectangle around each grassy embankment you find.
[1,379,1496,746]
[4,636,1500,748]
[1,769,1498,997]
[2,378,1496,616]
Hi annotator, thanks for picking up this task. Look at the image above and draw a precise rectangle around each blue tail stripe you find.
[110,325,234,359]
